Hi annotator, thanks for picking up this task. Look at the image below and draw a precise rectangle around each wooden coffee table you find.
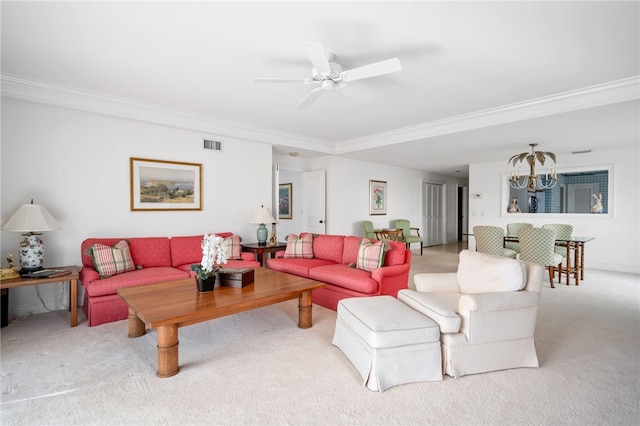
[117,267,325,378]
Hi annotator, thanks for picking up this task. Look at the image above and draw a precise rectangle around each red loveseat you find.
[80,233,260,326]
[267,235,411,311]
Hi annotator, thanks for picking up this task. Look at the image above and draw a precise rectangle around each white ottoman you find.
[332,296,442,392]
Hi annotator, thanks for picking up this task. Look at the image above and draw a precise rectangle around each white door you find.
[422,182,444,246]
[303,170,326,234]
[568,183,598,213]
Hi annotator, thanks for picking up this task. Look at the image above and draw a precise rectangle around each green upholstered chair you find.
[542,224,574,256]
[473,226,517,259]
[518,227,564,288]
[362,220,377,240]
[394,219,424,255]
[505,223,533,254]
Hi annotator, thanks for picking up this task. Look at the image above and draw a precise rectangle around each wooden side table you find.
[241,243,287,267]
[0,266,80,327]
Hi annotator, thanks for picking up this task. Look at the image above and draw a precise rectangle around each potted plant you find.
[191,233,227,292]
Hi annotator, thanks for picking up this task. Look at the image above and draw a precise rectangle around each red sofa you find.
[267,235,411,311]
[79,233,260,326]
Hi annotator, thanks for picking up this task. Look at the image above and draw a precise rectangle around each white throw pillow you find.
[456,250,526,294]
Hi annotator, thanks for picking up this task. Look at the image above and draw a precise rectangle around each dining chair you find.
[362,220,377,240]
[505,223,533,254]
[394,219,424,255]
[518,227,564,288]
[542,223,575,284]
[473,226,517,259]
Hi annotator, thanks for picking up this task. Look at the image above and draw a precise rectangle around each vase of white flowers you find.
[190,233,227,292]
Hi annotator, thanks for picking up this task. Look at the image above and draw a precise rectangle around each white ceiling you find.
[2,1,639,177]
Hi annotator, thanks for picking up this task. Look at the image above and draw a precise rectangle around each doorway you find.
[422,182,444,247]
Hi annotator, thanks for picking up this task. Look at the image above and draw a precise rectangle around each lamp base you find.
[19,266,44,277]
[256,223,268,247]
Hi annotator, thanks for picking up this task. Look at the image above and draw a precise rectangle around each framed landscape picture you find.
[279,183,292,219]
[130,157,202,211]
[369,180,387,215]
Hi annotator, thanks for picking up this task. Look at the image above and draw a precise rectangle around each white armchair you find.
[398,250,544,378]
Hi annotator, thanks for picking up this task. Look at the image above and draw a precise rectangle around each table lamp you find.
[251,205,275,246]
[1,199,61,274]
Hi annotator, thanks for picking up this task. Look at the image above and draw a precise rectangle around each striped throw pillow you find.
[87,240,136,278]
[222,235,242,260]
[356,239,389,272]
[284,234,314,258]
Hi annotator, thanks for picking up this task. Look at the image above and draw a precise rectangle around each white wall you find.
[276,169,303,238]
[1,98,273,317]
[468,146,639,273]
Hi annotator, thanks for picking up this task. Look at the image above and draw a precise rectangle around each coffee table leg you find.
[157,324,180,378]
[298,290,313,329]
[127,308,146,338]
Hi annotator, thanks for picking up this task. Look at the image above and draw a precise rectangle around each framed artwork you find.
[130,157,202,211]
[369,180,387,215]
[279,183,293,219]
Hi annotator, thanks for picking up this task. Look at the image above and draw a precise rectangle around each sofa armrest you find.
[457,291,540,344]
[458,291,540,314]
[398,289,461,333]
[370,263,410,297]
[413,273,459,293]
[79,266,100,285]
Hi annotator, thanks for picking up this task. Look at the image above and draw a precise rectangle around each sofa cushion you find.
[268,257,335,277]
[169,235,202,267]
[83,267,190,297]
[312,235,345,263]
[383,241,406,266]
[456,250,527,294]
[284,234,314,258]
[222,235,242,260]
[309,264,379,294]
[85,240,136,278]
[356,239,389,272]
[398,289,461,333]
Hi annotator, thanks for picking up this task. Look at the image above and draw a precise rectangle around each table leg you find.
[580,243,585,281]
[157,324,180,378]
[565,243,571,286]
[127,308,146,338]
[298,290,313,329]
[69,278,78,327]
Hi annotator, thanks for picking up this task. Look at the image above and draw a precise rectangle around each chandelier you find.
[508,143,557,190]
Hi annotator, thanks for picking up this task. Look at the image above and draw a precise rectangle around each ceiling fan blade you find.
[303,41,331,76]
[340,58,402,82]
[253,77,310,83]
[335,83,375,104]
[296,87,324,109]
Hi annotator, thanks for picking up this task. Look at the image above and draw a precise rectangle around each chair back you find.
[506,223,533,237]
[542,224,574,256]
[473,226,507,257]
[394,219,411,242]
[362,220,376,239]
[518,227,558,267]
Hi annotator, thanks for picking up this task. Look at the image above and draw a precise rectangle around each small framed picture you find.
[279,183,292,219]
[369,180,387,215]
[130,157,202,211]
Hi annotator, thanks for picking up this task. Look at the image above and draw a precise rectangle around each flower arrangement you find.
[190,233,227,279]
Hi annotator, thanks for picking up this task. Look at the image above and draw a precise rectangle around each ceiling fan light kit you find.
[254,41,402,108]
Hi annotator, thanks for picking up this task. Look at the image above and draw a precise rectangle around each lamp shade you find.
[251,205,275,225]
[2,202,61,232]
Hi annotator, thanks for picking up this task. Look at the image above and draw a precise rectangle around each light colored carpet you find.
[1,245,639,425]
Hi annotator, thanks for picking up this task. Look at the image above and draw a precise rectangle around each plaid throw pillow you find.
[284,234,314,258]
[86,240,136,278]
[221,235,242,260]
[356,239,389,272]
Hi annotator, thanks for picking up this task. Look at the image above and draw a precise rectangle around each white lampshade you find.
[251,205,275,225]
[2,201,61,232]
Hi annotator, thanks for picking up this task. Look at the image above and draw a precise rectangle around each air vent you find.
[203,139,223,152]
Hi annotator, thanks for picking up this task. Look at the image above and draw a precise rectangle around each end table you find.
[241,243,287,268]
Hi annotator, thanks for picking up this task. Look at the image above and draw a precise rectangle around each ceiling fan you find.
[254,42,402,109]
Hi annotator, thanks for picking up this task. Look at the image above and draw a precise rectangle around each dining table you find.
[503,235,594,286]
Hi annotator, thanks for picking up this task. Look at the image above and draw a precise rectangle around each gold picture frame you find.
[369,180,387,215]
[130,157,202,211]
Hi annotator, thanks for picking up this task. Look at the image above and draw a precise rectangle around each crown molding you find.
[334,76,640,154]
[3,73,637,156]
[0,74,334,154]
